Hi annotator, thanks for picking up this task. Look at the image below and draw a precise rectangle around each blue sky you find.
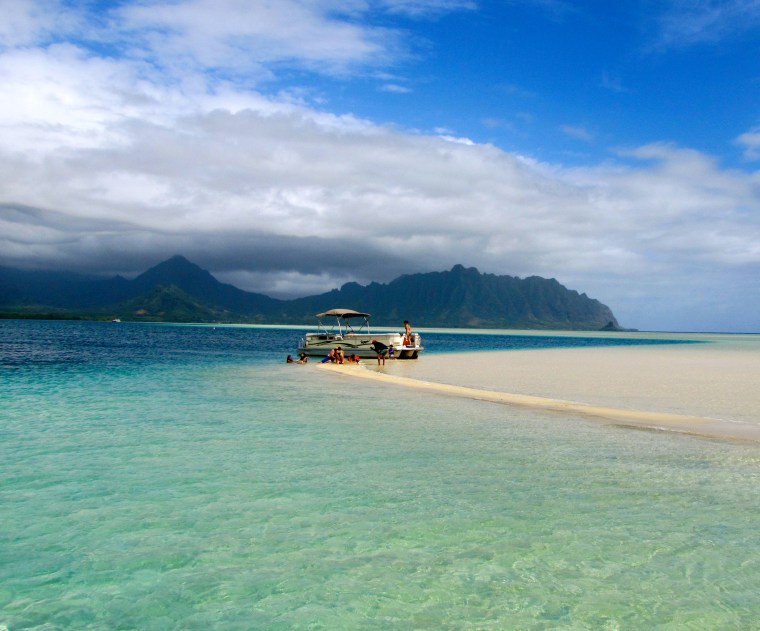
[255,1,760,167]
[1,0,760,332]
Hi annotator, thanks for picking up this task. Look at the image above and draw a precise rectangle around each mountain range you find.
[0,255,622,330]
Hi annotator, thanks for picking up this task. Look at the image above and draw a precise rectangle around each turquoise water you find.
[2,321,760,629]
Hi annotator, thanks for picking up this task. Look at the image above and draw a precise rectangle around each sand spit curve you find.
[318,362,760,444]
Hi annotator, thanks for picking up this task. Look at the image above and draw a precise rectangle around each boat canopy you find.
[316,309,370,319]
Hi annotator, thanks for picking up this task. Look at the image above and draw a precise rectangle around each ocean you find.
[2,320,760,629]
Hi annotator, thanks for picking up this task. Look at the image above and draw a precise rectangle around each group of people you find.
[286,353,309,364]
[320,346,361,364]
[369,319,414,365]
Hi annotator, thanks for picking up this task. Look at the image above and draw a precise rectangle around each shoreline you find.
[317,342,760,443]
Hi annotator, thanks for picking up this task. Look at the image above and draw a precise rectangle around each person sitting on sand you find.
[335,346,345,364]
[370,339,388,365]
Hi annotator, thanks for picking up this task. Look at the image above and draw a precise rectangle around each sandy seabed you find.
[321,335,760,443]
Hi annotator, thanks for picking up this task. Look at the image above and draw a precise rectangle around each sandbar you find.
[319,339,760,443]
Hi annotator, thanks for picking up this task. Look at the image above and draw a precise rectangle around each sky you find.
[1,0,760,332]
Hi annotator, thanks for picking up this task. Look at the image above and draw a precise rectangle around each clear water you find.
[2,321,760,629]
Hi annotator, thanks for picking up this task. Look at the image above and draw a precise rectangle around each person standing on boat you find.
[403,320,413,346]
[370,339,388,365]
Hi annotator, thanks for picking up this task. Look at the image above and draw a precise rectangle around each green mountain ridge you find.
[0,255,623,330]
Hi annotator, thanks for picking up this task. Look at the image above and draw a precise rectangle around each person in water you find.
[370,339,388,365]
[286,355,295,363]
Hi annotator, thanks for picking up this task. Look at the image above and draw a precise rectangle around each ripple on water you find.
[3,322,760,628]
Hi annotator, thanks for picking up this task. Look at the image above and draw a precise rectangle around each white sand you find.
[320,337,760,442]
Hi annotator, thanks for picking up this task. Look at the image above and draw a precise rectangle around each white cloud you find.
[736,127,760,160]
[561,125,594,143]
[436,134,476,145]
[1,0,460,92]
[0,44,163,155]
[379,83,412,93]
[379,0,477,17]
[116,0,403,77]
[1,0,760,332]
[0,0,80,48]
[4,93,759,331]
[652,0,760,47]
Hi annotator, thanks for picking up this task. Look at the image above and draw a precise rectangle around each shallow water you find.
[3,321,760,629]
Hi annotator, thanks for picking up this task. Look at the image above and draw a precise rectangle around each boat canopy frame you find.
[314,308,372,337]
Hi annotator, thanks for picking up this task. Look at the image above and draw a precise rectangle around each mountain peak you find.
[450,264,479,275]
[151,254,200,272]
[133,255,217,293]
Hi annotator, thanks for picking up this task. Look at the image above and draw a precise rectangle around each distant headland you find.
[0,255,625,330]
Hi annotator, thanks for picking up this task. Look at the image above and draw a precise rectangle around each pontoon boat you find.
[298,309,423,359]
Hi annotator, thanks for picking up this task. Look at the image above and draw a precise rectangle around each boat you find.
[297,309,423,360]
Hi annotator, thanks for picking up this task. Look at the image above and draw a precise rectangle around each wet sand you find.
[320,339,760,442]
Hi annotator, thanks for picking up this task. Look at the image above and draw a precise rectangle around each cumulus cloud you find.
[736,127,760,160]
[1,0,759,331]
[4,96,759,329]
[0,0,80,48]
[116,0,404,78]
